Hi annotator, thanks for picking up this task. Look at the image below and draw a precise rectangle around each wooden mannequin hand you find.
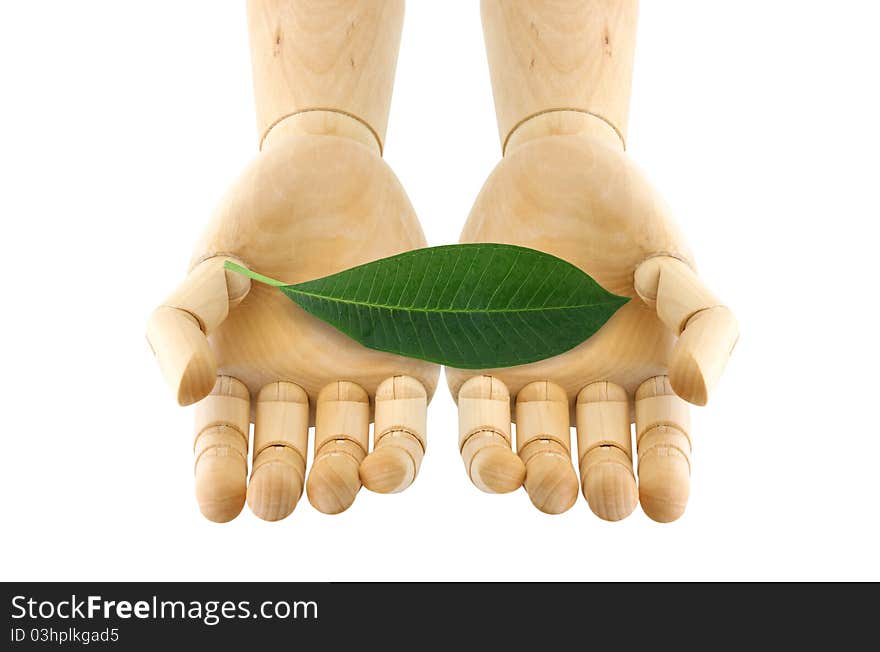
[147,133,438,523]
[447,133,738,522]
[446,132,737,523]
[443,0,737,523]
[146,0,438,522]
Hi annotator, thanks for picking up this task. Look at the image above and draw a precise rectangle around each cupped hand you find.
[446,134,737,522]
[147,134,439,522]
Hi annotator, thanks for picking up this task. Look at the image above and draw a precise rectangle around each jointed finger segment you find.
[575,381,637,521]
[147,307,216,406]
[306,381,370,514]
[634,256,738,405]
[669,306,738,406]
[515,381,578,515]
[147,256,251,406]
[458,376,525,494]
[193,376,250,523]
[360,375,427,494]
[635,376,692,523]
[247,381,309,522]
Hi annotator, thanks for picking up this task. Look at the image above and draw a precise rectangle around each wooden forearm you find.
[481,0,638,153]
[248,0,405,153]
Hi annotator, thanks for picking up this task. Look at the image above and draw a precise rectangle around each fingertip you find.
[306,453,361,514]
[669,346,708,406]
[638,452,690,523]
[147,306,217,406]
[360,446,415,494]
[177,351,218,406]
[195,450,247,523]
[470,446,525,494]
[523,453,578,515]
[247,460,303,522]
[582,460,638,521]
[669,305,738,406]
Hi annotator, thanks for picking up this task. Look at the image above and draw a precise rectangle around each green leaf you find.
[225,244,629,369]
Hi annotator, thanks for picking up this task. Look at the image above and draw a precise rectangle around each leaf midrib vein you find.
[287,287,622,313]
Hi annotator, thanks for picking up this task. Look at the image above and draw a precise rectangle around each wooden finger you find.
[360,376,427,494]
[635,376,692,523]
[146,255,251,406]
[458,376,525,494]
[306,381,369,514]
[515,381,578,515]
[669,306,738,406]
[147,307,216,407]
[634,256,737,405]
[576,381,637,521]
[193,376,250,523]
[247,381,309,521]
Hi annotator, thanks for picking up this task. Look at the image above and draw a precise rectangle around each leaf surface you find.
[226,244,629,369]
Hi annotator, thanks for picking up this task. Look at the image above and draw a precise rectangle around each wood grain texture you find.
[481,0,638,151]
[669,306,738,405]
[458,375,525,494]
[307,380,370,514]
[635,256,738,405]
[146,307,217,407]
[147,256,252,405]
[361,375,427,494]
[635,376,691,523]
[192,133,438,414]
[576,381,637,521]
[445,0,737,408]
[445,134,693,405]
[152,1,438,415]
[248,0,404,151]
[515,381,578,514]
[193,376,250,523]
[248,381,309,521]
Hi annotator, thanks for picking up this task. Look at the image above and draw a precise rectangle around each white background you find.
[1,1,878,581]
